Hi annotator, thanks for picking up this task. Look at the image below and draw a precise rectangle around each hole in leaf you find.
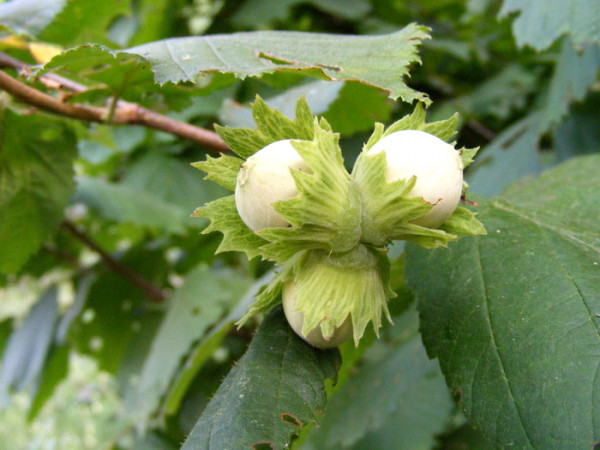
[280,412,302,430]
[251,441,275,450]
[453,388,463,404]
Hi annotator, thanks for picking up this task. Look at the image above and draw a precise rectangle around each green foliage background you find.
[0,0,598,448]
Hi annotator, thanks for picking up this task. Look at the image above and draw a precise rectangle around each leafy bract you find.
[259,120,362,261]
[194,97,363,263]
[499,0,600,50]
[214,95,315,159]
[0,111,76,274]
[192,196,269,260]
[353,104,485,248]
[182,308,340,450]
[406,154,600,447]
[126,24,431,103]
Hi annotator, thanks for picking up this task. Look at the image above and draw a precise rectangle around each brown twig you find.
[61,221,166,302]
[466,119,496,142]
[0,52,229,153]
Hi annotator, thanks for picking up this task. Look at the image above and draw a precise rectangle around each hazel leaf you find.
[193,196,268,260]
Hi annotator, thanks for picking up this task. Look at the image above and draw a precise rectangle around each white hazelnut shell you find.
[368,129,463,228]
[235,140,310,232]
[282,281,353,349]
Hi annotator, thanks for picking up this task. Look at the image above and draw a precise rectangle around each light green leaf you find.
[126,24,430,103]
[406,154,600,447]
[0,111,76,275]
[75,176,193,233]
[499,0,600,51]
[467,113,542,197]
[0,288,58,406]
[540,37,600,131]
[124,265,251,426]
[305,308,454,449]
[122,152,229,213]
[0,0,64,37]
[38,45,205,110]
[39,0,131,47]
[27,344,69,421]
[182,307,340,450]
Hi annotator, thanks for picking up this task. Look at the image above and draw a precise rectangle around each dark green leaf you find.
[406,155,600,447]
[323,82,392,136]
[124,265,251,425]
[304,307,453,449]
[162,270,276,417]
[182,307,340,450]
[68,247,169,373]
[126,25,430,103]
[0,111,76,274]
[553,94,600,162]
[232,0,372,27]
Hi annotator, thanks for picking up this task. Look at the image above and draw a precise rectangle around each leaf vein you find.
[537,225,600,439]
[164,40,193,80]
[475,237,536,447]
